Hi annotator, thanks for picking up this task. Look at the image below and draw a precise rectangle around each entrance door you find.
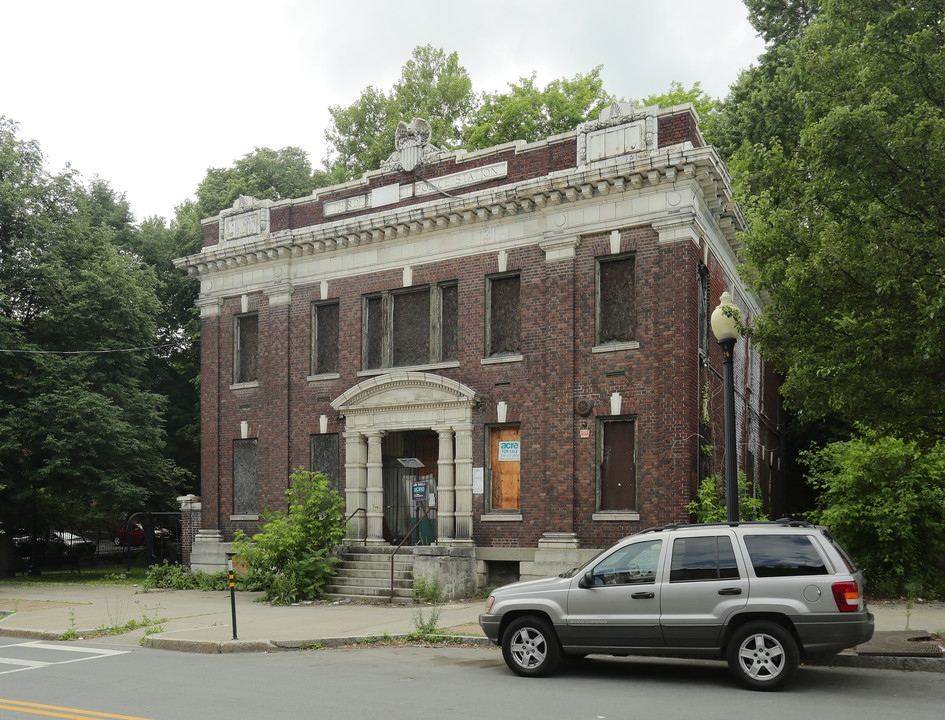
[382,431,439,545]
[600,419,636,511]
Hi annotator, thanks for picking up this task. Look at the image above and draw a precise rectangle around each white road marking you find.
[0,641,128,675]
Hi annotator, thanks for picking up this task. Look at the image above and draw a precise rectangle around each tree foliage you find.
[805,433,945,596]
[0,118,189,549]
[465,66,615,150]
[735,0,945,442]
[196,146,328,218]
[324,45,475,182]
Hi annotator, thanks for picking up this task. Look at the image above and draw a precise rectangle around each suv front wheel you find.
[727,621,799,691]
[501,616,562,677]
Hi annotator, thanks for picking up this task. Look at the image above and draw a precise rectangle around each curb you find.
[143,633,495,653]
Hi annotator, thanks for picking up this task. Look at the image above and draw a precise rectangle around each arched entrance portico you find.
[331,372,479,546]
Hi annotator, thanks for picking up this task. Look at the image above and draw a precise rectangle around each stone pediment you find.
[332,372,479,417]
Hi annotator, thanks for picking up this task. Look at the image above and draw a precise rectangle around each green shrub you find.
[232,469,346,605]
[412,573,442,603]
[144,561,229,591]
[804,433,945,598]
[687,472,767,523]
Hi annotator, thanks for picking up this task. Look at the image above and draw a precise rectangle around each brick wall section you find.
[203,226,740,549]
[658,113,703,149]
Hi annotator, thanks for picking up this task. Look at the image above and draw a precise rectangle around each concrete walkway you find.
[0,583,942,673]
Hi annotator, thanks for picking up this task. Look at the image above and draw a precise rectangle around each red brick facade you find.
[178,103,783,572]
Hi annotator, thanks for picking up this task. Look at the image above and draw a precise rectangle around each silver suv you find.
[479,521,874,690]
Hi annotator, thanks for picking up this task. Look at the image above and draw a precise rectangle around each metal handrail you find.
[345,507,367,546]
[390,506,434,603]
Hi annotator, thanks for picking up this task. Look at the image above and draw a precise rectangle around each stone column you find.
[343,431,367,542]
[435,427,455,543]
[365,431,386,545]
[453,424,474,544]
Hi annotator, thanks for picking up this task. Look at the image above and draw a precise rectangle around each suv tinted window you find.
[744,534,827,577]
[670,536,740,582]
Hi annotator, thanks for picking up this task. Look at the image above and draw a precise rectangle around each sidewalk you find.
[0,583,942,673]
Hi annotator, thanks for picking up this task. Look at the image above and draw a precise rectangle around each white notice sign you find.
[497,441,520,462]
[472,467,484,495]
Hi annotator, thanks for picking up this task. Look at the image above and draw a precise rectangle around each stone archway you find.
[331,372,479,546]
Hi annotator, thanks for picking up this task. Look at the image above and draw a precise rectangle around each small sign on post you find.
[412,479,428,502]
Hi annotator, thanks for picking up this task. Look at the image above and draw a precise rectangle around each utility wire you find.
[0,344,179,355]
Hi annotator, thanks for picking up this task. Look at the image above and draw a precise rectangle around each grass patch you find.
[3,567,151,587]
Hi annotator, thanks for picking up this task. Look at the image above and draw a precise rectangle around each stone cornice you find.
[173,144,742,279]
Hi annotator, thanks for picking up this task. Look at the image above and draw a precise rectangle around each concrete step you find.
[330,575,412,590]
[337,560,414,573]
[324,592,413,605]
[333,568,413,581]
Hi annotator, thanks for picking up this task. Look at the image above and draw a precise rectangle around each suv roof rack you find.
[637,519,813,535]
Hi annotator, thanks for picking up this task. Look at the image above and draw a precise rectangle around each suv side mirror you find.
[578,571,595,589]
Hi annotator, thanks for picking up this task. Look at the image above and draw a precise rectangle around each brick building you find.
[174,103,785,590]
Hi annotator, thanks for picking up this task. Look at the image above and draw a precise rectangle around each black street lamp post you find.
[711,292,741,523]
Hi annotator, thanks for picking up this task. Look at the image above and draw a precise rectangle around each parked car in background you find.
[51,531,96,558]
[12,530,95,567]
[480,521,874,691]
[110,522,174,546]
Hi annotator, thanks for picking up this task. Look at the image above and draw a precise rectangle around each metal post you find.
[227,555,238,640]
[720,337,738,523]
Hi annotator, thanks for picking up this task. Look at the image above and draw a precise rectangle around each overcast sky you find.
[4,0,764,223]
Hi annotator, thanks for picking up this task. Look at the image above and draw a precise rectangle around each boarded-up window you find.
[362,283,457,369]
[364,295,383,370]
[233,439,258,515]
[312,302,339,375]
[489,425,521,511]
[599,419,636,511]
[597,256,636,344]
[441,283,458,361]
[235,313,258,383]
[698,265,710,354]
[488,274,521,356]
[311,434,340,493]
[392,289,430,366]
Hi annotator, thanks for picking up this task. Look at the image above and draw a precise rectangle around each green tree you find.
[737,0,945,442]
[465,66,615,150]
[0,119,189,564]
[196,146,327,217]
[324,45,476,181]
[744,0,821,47]
[805,433,945,596]
[635,81,718,125]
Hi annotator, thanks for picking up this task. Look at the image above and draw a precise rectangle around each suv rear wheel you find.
[501,616,562,677]
[727,621,799,691]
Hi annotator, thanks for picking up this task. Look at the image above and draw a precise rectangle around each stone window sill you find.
[481,353,524,365]
[592,511,640,521]
[307,373,341,382]
[229,381,259,391]
[481,513,523,522]
[230,514,259,521]
[592,342,640,354]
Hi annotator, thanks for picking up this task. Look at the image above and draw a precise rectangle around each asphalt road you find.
[2,640,944,720]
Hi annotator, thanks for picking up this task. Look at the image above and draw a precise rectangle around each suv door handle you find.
[631,591,655,599]
[718,587,742,595]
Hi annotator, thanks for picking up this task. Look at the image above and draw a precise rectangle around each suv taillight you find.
[832,581,861,612]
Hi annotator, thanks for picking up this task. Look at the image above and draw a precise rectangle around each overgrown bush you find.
[144,561,229,591]
[232,469,346,605]
[804,433,945,598]
[688,472,767,523]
